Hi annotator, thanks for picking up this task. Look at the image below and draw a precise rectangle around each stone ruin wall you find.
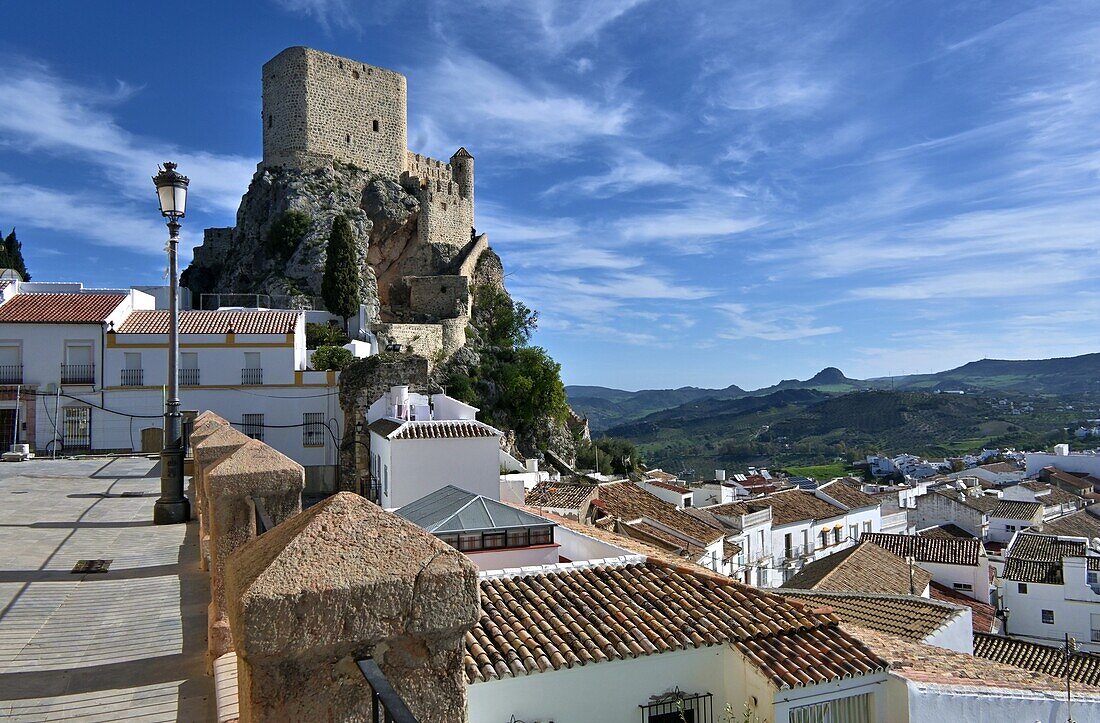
[262,47,408,179]
[406,275,470,319]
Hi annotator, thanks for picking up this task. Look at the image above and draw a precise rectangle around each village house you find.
[781,540,933,597]
[862,532,993,604]
[699,498,775,586]
[914,487,1000,538]
[1002,480,1085,520]
[1000,532,1100,652]
[985,500,1043,545]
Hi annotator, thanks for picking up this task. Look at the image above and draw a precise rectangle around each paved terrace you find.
[0,457,212,721]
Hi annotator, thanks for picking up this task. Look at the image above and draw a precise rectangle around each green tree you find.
[2,228,29,280]
[575,440,614,475]
[473,285,537,348]
[497,346,569,427]
[311,345,354,370]
[321,215,360,324]
[305,321,349,349]
[267,209,311,258]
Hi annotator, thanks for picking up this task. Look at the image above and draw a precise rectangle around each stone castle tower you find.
[262,47,474,248]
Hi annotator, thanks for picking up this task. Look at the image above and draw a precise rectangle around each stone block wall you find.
[406,274,470,319]
[416,186,474,249]
[262,47,408,178]
[372,322,445,362]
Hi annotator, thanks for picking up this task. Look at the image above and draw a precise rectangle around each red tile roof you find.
[466,560,887,687]
[369,419,501,440]
[861,532,982,566]
[117,310,299,334]
[781,541,932,595]
[0,293,126,323]
[974,632,1100,687]
[929,581,995,633]
[590,482,723,544]
[761,489,846,526]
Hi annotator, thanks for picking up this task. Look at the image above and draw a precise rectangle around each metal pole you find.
[1066,633,1075,723]
[153,219,189,524]
[52,384,60,459]
[12,385,19,450]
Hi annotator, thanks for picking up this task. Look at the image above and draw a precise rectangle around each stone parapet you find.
[191,421,250,572]
[225,492,479,723]
[205,439,304,669]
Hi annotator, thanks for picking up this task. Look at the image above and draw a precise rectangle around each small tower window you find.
[267,115,272,129]
[373,120,380,132]
[346,133,351,144]
[352,70,360,80]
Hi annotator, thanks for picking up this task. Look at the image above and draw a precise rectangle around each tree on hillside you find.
[321,215,359,326]
[0,228,29,280]
[473,285,537,348]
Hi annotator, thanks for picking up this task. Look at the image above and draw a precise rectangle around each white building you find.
[985,500,1043,545]
[1002,481,1084,521]
[0,287,341,486]
[1027,444,1100,478]
[1000,532,1100,652]
[862,532,993,604]
[366,385,503,509]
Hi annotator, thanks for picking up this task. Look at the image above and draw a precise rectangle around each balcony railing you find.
[61,364,95,384]
[180,368,200,386]
[241,368,263,385]
[356,658,420,723]
[121,369,143,387]
[778,544,814,563]
[0,364,22,384]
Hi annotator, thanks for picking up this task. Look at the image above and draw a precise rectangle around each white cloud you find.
[272,0,360,31]
[0,61,255,215]
[715,302,840,341]
[411,50,631,158]
[544,148,695,198]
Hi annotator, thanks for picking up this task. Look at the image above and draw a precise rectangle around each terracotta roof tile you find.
[974,633,1100,687]
[818,481,880,510]
[782,590,963,642]
[465,560,887,686]
[1042,508,1100,538]
[861,532,982,566]
[759,489,845,526]
[369,419,500,440]
[851,625,1100,693]
[918,523,975,540]
[590,482,722,545]
[1003,532,1091,584]
[781,541,932,595]
[1044,467,1097,490]
[929,581,995,633]
[990,500,1043,521]
[525,480,596,510]
[0,293,126,323]
[117,309,299,334]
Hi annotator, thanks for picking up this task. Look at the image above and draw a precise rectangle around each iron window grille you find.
[242,414,264,441]
[241,367,263,385]
[0,365,22,384]
[63,407,91,450]
[303,412,325,447]
[639,690,713,723]
[180,368,200,386]
[121,369,144,386]
[61,364,95,384]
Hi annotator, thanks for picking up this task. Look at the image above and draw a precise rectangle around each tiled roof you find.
[1044,467,1095,490]
[0,293,126,323]
[1042,509,1100,538]
[781,590,963,642]
[590,482,722,545]
[466,560,888,686]
[990,500,1043,521]
[781,541,932,595]
[117,309,299,334]
[818,481,880,510]
[707,500,771,519]
[369,419,501,440]
[525,480,596,509]
[929,582,995,633]
[974,633,1100,688]
[628,521,706,556]
[642,478,690,493]
[1003,532,1091,584]
[851,625,1100,694]
[979,462,1021,474]
[918,523,975,540]
[644,469,678,482]
[1023,482,1083,507]
[861,532,982,566]
[761,489,845,526]
[933,489,1001,513]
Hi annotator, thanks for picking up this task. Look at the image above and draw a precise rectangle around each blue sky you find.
[1,2,1099,390]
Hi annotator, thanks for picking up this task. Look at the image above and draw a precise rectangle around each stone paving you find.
[0,457,212,721]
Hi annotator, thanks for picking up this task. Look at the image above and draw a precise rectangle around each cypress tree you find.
[3,228,29,280]
[320,214,360,324]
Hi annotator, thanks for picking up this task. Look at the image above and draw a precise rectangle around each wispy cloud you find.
[715,302,840,341]
[0,61,255,215]
[543,148,696,198]
[272,0,360,32]
[411,50,631,158]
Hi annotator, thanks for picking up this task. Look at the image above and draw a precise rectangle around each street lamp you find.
[152,162,190,525]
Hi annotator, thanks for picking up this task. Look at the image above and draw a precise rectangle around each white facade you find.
[1001,555,1100,652]
[921,559,993,604]
[1027,447,1100,477]
[371,432,501,509]
[899,679,1100,723]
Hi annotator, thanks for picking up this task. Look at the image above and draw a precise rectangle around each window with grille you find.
[789,692,870,723]
[1018,583,1028,594]
[242,414,264,441]
[1042,609,1055,624]
[62,407,91,450]
[302,412,325,447]
[1092,614,1100,642]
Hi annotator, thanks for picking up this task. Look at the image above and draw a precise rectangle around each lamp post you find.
[152,162,190,525]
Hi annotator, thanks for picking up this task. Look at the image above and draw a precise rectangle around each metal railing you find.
[180,368,200,386]
[0,365,22,384]
[252,496,274,536]
[121,369,144,386]
[356,658,420,723]
[61,364,95,384]
[779,544,813,562]
[241,368,263,385]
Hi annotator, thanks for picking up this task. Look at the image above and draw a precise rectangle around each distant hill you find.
[568,353,1100,432]
[601,389,1078,474]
